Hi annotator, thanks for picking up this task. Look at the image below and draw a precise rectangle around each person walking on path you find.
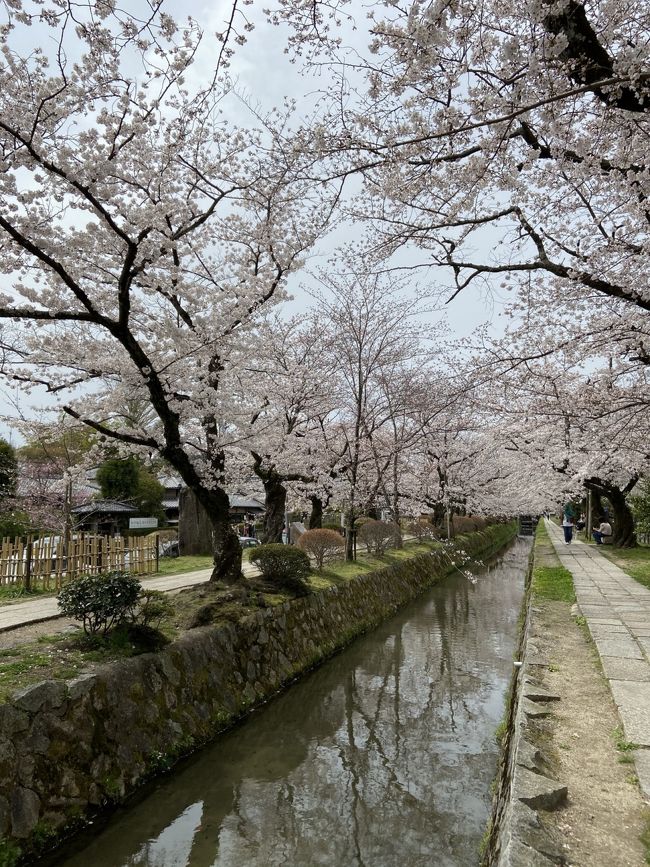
[561,511,575,544]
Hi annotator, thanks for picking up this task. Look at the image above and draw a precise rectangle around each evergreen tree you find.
[97,457,140,503]
[0,439,18,500]
[97,457,165,523]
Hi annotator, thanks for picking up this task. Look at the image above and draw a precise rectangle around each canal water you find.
[59,538,529,867]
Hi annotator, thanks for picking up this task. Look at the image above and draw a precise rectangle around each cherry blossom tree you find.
[269,1,649,314]
[0,1,337,581]
[305,269,441,558]
[244,314,338,542]
[261,0,650,532]
[468,332,650,545]
[13,418,94,535]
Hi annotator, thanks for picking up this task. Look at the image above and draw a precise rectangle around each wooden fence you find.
[0,533,159,590]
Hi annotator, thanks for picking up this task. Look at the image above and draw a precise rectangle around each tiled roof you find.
[230,495,265,511]
[71,499,139,515]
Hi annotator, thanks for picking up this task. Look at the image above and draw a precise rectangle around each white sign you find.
[129,517,159,529]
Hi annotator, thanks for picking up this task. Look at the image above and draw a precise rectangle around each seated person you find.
[592,518,613,545]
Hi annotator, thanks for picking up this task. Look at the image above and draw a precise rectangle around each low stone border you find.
[493,649,568,865]
[485,551,570,865]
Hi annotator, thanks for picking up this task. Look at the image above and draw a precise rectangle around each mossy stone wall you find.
[0,522,516,863]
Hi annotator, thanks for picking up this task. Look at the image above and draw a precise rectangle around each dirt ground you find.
[0,616,79,649]
[0,582,242,652]
[535,599,648,866]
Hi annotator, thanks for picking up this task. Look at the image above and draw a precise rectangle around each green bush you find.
[249,544,312,595]
[0,508,30,540]
[132,589,174,629]
[57,571,142,635]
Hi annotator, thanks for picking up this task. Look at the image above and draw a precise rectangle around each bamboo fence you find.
[0,533,159,591]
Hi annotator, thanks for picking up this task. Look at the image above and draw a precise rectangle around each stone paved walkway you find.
[546,519,650,799]
[0,561,260,633]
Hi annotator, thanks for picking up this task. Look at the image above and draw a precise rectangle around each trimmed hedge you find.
[249,544,312,595]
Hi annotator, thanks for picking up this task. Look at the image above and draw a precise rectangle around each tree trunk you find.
[585,477,637,549]
[608,487,637,548]
[191,486,242,583]
[194,487,242,584]
[261,476,286,543]
[209,513,243,583]
[428,501,445,528]
[308,495,323,529]
[345,508,356,561]
[176,487,242,581]
[251,452,290,544]
[392,457,403,549]
[345,528,354,561]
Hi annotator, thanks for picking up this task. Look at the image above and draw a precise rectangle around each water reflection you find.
[60,539,529,867]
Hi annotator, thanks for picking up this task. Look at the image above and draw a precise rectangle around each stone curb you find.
[487,541,569,867]
[494,644,569,865]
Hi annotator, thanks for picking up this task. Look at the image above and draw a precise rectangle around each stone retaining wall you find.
[0,523,516,863]
[483,534,569,866]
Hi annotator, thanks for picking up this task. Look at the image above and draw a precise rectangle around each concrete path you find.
[0,561,260,633]
[546,519,650,799]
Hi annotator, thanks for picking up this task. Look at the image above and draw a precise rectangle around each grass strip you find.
[531,520,576,603]
[532,564,576,603]
[318,539,439,586]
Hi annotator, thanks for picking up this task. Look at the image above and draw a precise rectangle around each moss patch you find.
[0,840,21,867]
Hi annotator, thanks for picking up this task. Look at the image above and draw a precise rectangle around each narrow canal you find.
[58,538,530,867]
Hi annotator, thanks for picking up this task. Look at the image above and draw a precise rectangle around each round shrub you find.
[57,571,142,635]
[358,519,402,556]
[249,544,312,595]
[298,528,345,570]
